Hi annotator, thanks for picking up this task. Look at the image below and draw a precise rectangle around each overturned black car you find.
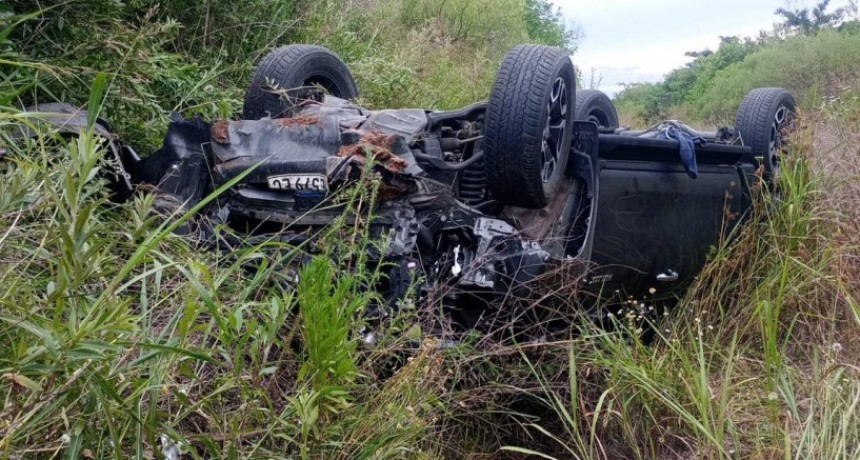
[35,44,797,329]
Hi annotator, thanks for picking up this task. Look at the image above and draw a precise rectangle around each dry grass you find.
[3,3,860,458]
[424,106,860,459]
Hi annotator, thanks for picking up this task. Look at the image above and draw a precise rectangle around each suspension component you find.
[457,158,486,204]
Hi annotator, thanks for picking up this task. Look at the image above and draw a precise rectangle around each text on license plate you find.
[267,174,328,192]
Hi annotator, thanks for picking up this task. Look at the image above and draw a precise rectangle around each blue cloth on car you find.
[659,125,704,179]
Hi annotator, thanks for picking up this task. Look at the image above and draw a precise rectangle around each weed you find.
[2,2,859,459]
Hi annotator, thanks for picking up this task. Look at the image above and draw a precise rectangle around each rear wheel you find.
[243,45,359,120]
[574,89,619,130]
[483,46,576,209]
[735,88,797,181]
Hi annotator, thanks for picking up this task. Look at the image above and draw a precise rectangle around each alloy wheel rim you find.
[767,105,790,177]
[541,78,568,183]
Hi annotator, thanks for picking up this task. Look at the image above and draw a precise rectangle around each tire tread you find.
[243,45,358,119]
[484,45,575,208]
[574,89,619,129]
[734,87,796,178]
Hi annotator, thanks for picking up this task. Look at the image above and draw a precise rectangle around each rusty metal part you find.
[337,131,408,174]
[275,115,320,128]
[211,121,230,144]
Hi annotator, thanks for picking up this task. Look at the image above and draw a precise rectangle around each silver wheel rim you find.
[541,78,568,183]
[767,105,790,178]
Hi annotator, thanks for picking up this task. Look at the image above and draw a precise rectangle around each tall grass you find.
[0,111,443,457]
[3,2,860,459]
[0,32,435,455]
[4,0,557,150]
[487,113,860,459]
[1,3,508,457]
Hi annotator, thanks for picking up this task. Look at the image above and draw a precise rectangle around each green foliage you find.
[4,3,243,150]
[4,0,577,150]
[0,1,576,457]
[695,29,860,123]
[498,131,860,458]
[614,35,761,126]
[614,81,670,125]
[524,0,577,51]
[297,257,363,389]
[775,0,846,36]
[615,26,860,126]
[839,18,860,33]
[290,0,571,110]
[0,105,438,457]
[3,1,860,459]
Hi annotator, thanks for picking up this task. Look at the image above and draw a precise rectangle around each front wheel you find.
[483,46,576,209]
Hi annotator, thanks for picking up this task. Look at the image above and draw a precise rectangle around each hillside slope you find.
[615,26,860,127]
[1,2,860,459]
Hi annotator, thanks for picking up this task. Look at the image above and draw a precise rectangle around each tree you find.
[684,49,714,60]
[775,0,846,35]
[524,0,580,52]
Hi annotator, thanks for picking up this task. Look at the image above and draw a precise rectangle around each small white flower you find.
[160,435,184,460]
[832,342,843,353]
[60,433,71,444]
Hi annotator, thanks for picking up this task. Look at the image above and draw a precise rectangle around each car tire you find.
[483,45,576,209]
[574,89,619,130]
[735,87,796,181]
[243,45,359,120]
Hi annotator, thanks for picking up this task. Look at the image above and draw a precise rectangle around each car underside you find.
[23,44,797,333]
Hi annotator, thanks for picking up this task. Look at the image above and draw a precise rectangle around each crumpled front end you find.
[35,97,567,327]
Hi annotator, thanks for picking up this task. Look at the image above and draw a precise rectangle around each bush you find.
[613,27,860,127]
[693,29,860,123]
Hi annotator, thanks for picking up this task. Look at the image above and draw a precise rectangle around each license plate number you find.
[267,174,328,192]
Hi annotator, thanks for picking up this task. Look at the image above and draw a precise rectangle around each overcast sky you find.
[552,0,851,95]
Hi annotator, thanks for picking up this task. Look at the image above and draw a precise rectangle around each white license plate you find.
[267,174,328,192]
